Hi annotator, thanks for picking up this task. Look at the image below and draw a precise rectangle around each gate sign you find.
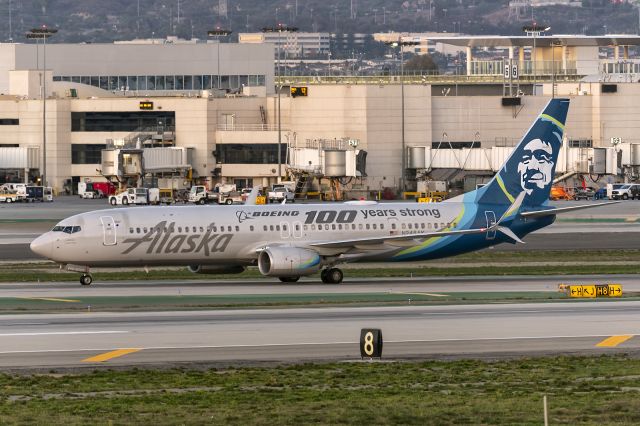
[512,64,518,79]
[504,64,511,79]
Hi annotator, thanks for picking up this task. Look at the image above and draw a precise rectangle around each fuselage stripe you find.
[496,174,515,203]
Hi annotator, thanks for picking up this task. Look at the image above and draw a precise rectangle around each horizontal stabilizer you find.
[497,226,525,244]
[520,201,620,218]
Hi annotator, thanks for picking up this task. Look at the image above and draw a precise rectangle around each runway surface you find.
[0,301,639,369]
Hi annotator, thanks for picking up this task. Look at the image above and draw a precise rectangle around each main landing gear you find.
[278,277,300,283]
[80,274,93,286]
[321,268,343,284]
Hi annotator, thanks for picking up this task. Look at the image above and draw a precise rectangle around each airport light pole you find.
[386,40,420,194]
[523,24,550,90]
[26,25,57,187]
[262,24,298,182]
[207,28,232,90]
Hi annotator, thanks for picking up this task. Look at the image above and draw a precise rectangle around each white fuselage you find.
[31,201,469,268]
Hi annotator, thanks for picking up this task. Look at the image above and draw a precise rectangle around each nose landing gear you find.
[80,274,93,286]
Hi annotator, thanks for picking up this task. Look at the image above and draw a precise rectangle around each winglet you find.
[244,186,260,205]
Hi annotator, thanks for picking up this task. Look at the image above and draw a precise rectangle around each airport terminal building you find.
[1,35,640,195]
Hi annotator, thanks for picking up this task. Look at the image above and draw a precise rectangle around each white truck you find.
[109,188,159,205]
[268,186,295,203]
[188,186,218,205]
[0,183,27,202]
[188,185,242,205]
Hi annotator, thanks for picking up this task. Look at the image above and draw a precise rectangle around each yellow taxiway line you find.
[18,297,81,303]
[82,348,142,363]
[596,335,634,348]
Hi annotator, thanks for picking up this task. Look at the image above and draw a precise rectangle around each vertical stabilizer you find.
[477,98,569,207]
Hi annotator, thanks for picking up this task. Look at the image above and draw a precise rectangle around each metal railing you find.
[216,124,284,131]
[277,73,583,85]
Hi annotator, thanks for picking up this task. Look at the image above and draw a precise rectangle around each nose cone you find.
[30,233,53,259]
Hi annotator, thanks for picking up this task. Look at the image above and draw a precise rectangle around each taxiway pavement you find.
[0,275,638,297]
[0,301,639,369]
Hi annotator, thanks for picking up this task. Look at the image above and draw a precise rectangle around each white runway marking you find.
[0,331,127,337]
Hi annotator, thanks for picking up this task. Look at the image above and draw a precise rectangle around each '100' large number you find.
[304,210,357,224]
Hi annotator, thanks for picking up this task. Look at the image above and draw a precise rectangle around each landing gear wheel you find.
[278,276,300,283]
[321,268,343,284]
[122,198,129,205]
[80,274,93,286]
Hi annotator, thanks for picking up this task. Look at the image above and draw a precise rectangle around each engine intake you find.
[258,247,321,277]
[188,265,246,274]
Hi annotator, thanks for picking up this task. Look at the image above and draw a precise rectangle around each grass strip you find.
[0,291,583,313]
[1,263,640,283]
[3,292,638,314]
[1,355,640,424]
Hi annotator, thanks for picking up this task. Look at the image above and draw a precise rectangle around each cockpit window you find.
[52,225,81,234]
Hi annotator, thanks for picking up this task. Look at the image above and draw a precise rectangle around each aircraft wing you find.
[520,201,620,218]
[310,226,494,249]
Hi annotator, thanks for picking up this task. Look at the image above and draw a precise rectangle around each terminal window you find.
[55,75,266,91]
[0,119,19,125]
[568,139,593,148]
[216,144,288,164]
[72,144,106,164]
[72,111,176,132]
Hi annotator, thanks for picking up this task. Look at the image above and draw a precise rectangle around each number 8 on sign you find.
[364,332,374,356]
[360,328,383,358]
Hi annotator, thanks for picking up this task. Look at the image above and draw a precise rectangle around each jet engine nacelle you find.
[258,247,322,277]
[188,265,246,274]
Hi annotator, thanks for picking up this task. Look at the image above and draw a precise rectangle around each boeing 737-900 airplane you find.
[31,98,614,285]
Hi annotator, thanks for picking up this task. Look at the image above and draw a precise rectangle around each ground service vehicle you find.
[25,186,53,202]
[0,190,18,203]
[268,186,295,203]
[31,99,619,286]
[573,187,596,200]
[109,188,157,205]
[549,186,572,201]
[159,189,175,204]
[78,182,116,199]
[218,191,243,205]
[611,184,640,200]
[188,186,218,204]
[0,183,27,201]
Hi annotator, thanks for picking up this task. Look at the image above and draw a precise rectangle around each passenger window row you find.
[128,225,240,234]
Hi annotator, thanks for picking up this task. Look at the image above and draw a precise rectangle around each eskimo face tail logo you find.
[517,138,555,195]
